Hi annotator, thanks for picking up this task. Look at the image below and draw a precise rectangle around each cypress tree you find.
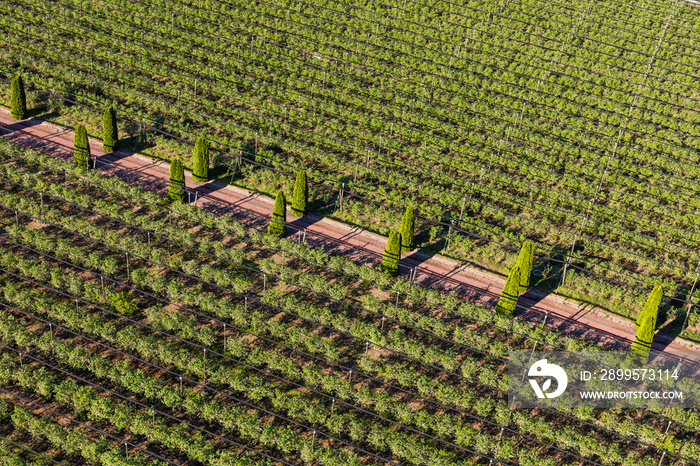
[10,74,26,120]
[267,190,286,237]
[380,230,402,276]
[631,285,663,363]
[399,205,415,252]
[168,158,186,203]
[73,124,90,168]
[516,240,534,293]
[102,105,118,152]
[495,265,520,316]
[291,170,308,217]
[192,137,209,182]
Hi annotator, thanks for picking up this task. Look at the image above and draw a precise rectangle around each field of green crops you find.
[3,0,700,463]
[1,133,700,465]
[5,0,700,317]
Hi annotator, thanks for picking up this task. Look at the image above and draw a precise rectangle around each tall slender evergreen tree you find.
[380,231,402,276]
[496,265,520,316]
[515,240,534,293]
[399,205,415,252]
[102,105,118,152]
[10,74,26,120]
[267,190,287,237]
[192,137,209,182]
[168,158,186,203]
[73,124,90,168]
[291,170,308,217]
[631,285,663,363]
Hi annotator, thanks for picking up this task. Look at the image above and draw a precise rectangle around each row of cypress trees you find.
[266,170,309,237]
[13,73,119,156]
[380,206,415,276]
[493,241,663,362]
[10,75,669,361]
[72,106,119,167]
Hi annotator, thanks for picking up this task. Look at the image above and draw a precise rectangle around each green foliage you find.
[267,190,286,237]
[73,124,90,168]
[108,291,138,316]
[380,230,401,276]
[192,136,209,182]
[496,265,520,316]
[291,169,308,217]
[516,240,534,292]
[102,105,118,152]
[631,285,662,363]
[399,205,415,252]
[10,74,26,120]
[168,158,186,203]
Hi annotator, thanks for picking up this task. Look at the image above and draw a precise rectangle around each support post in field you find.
[681,261,700,333]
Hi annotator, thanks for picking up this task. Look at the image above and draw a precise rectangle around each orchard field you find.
[2,0,700,463]
[0,137,699,465]
[4,0,700,327]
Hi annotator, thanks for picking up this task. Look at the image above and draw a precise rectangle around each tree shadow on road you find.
[288,214,323,233]
[1,118,45,135]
